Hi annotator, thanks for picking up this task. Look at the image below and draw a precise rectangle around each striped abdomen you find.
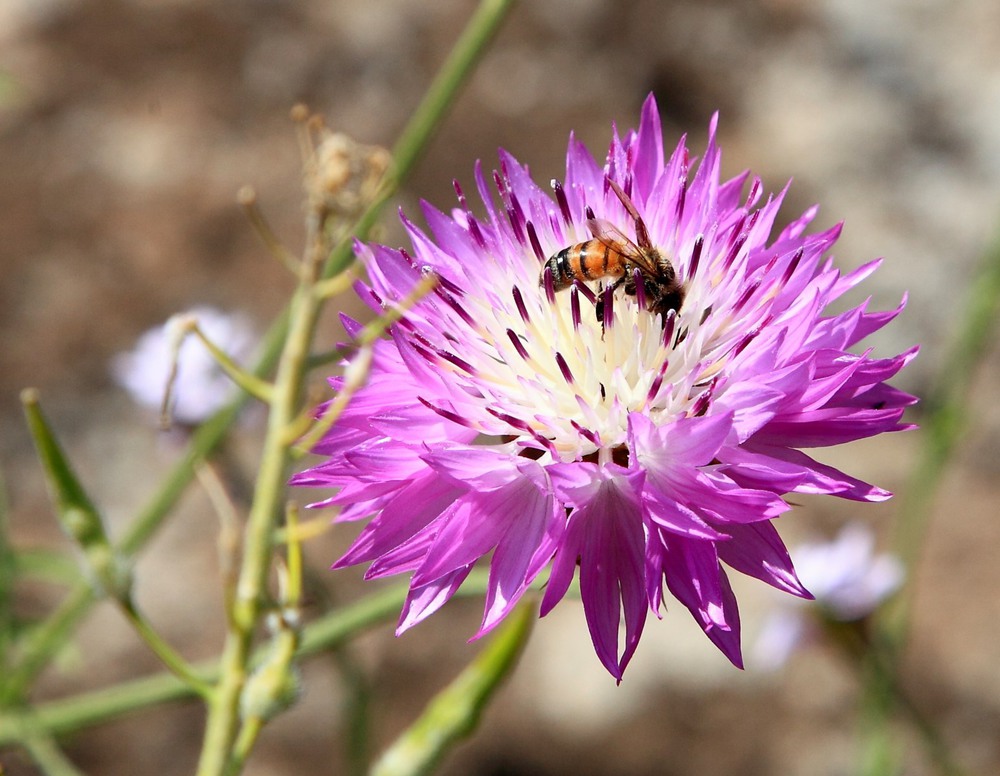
[540,240,628,291]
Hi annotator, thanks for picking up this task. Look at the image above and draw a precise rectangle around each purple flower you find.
[294,96,916,679]
[794,522,905,621]
[113,307,255,425]
[753,523,905,669]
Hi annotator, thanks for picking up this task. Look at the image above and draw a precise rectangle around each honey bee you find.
[540,179,684,320]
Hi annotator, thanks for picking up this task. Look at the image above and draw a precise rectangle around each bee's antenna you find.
[607,177,651,249]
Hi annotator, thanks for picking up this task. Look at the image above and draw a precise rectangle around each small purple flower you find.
[294,96,916,679]
[113,307,255,425]
[795,522,905,621]
[753,522,904,669]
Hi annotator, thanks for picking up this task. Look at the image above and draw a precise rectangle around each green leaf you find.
[20,390,107,550]
[20,390,129,600]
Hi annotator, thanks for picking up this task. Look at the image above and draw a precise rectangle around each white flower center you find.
[420,224,760,464]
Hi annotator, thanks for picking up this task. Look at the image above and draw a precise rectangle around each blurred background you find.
[2,0,999,773]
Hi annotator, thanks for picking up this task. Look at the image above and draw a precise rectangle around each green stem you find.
[197,255,320,776]
[0,574,496,747]
[224,506,305,775]
[187,322,275,404]
[226,716,264,776]
[120,320,285,560]
[371,598,535,776]
[3,331,278,702]
[20,391,209,698]
[1,586,97,705]
[20,730,86,776]
[118,599,213,698]
[197,3,516,773]
[3,0,515,763]
[10,548,81,587]
[226,626,299,776]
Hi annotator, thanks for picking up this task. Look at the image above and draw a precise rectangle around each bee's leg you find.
[594,276,627,324]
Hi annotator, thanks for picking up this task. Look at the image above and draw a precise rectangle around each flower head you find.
[294,96,916,679]
[113,306,255,425]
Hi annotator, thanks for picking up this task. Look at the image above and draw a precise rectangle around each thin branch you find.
[185,319,275,405]
[0,572,500,744]
[196,464,243,619]
[116,598,213,699]
[238,185,301,276]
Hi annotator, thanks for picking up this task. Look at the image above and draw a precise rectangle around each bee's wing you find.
[585,217,660,275]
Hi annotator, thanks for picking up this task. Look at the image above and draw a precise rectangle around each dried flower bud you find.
[304,130,390,218]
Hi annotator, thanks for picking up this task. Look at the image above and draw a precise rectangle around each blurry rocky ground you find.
[2,0,999,774]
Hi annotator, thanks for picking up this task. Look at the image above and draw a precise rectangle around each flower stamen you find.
[512,285,532,322]
[551,178,573,225]
[554,352,575,385]
[570,287,582,331]
[505,328,530,361]
[526,221,545,263]
[688,235,704,281]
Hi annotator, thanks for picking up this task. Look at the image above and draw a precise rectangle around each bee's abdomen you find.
[540,241,623,290]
